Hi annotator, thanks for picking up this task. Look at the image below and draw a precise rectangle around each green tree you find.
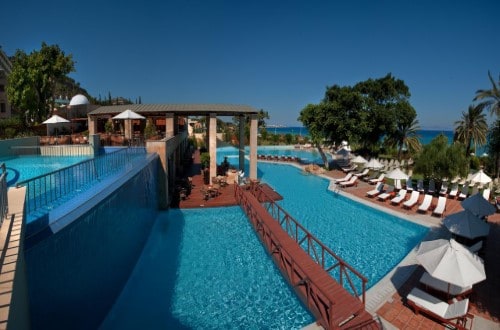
[474,71,500,117]
[385,118,422,160]
[7,42,75,124]
[487,119,500,179]
[413,134,468,183]
[454,104,488,157]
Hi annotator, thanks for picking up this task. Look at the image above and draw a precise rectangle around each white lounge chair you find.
[407,287,473,329]
[403,190,420,209]
[417,194,433,213]
[432,196,447,217]
[354,168,369,178]
[439,181,449,196]
[341,164,357,173]
[377,186,395,201]
[366,182,384,197]
[448,183,459,198]
[334,172,353,183]
[482,188,490,201]
[339,176,358,188]
[394,179,403,191]
[458,183,469,200]
[419,272,473,297]
[369,173,385,185]
[390,189,407,205]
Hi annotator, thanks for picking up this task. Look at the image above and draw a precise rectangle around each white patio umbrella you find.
[443,209,490,239]
[112,109,145,120]
[42,115,70,135]
[416,238,486,289]
[461,192,496,218]
[351,155,367,164]
[469,169,492,185]
[385,167,409,180]
[364,158,384,170]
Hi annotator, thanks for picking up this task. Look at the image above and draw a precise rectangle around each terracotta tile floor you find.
[324,170,500,328]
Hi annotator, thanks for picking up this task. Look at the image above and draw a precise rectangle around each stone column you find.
[165,113,174,138]
[209,113,217,184]
[249,114,258,179]
[88,116,97,135]
[239,115,245,172]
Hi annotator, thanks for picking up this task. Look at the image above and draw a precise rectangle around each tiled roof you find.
[88,104,258,116]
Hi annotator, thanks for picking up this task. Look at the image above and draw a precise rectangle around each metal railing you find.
[0,163,8,224]
[241,182,367,302]
[16,147,147,215]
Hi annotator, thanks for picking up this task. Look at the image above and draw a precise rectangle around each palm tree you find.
[454,104,488,156]
[474,71,500,117]
[386,119,422,160]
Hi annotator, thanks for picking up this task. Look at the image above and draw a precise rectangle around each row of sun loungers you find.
[257,154,300,162]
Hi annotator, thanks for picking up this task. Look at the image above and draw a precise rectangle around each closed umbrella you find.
[416,238,486,289]
[365,158,383,170]
[443,210,490,239]
[461,192,496,218]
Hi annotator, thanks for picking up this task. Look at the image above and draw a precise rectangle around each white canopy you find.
[42,115,70,124]
[461,192,496,218]
[364,158,383,170]
[416,239,486,288]
[443,210,490,239]
[112,109,145,120]
[351,155,367,164]
[469,169,492,185]
[385,167,409,180]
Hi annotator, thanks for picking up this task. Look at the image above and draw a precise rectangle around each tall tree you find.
[7,42,75,124]
[487,119,500,179]
[385,118,422,160]
[454,104,488,156]
[474,71,500,117]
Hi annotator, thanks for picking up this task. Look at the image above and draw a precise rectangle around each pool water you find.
[100,207,314,329]
[218,145,330,165]
[0,155,92,186]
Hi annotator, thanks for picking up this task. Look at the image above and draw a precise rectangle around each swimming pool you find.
[0,154,92,186]
[219,145,331,165]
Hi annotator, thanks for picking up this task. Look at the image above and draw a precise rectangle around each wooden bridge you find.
[235,183,380,329]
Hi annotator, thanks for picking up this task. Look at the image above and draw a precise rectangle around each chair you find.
[470,184,479,197]
[403,191,420,209]
[394,179,403,191]
[334,172,353,183]
[369,173,385,185]
[417,194,433,213]
[377,186,395,201]
[448,183,459,198]
[432,196,447,217]
[407,287,473,329]
[482,188,490,201]
[354,168,369,178]
[406,177,414,191]
[363,171,379,182]
[458,183,469,200]
[417,179,425,193]
[366,182,384,197]
[341,164,357,173]
[390,189,407,205]
[419,272,473,298]
[439,181,449,196]
[427,179,436,195]
[339,176,358,188]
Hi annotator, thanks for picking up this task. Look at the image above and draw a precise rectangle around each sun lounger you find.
[339,176,358,188]
[448,183,459,198]
[390,189,407,205]
[341,164,357,173]
[334,172,353,183]
[354,168,369,178]
[403,190,420,209]
[363,171,379,182]
[366,182,384,197]
[482,188,490,201]
[417,194,433,213]
[432,196,447,217]
[417,179,424,193]
[439,181,449,196]
[427,179,436,195]
[369,173,385,185]
[394,179,403,191]
[458,183,469,200]
[407,287,473,329]
[405,177,414,191]
[377,186,395,201]
[419,272,473,298]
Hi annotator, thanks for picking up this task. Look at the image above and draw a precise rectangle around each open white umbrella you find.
[469,169,492,185]
[351,155,367,164]
[364,158,383,170]
[112,109,145,120]
[42,115,70,135]
[443,209,490,239]
[385,167,409,180]
[461,192,496,218]
[416,238,486,288]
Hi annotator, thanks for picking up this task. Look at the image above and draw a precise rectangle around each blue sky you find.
[2,0,499,129]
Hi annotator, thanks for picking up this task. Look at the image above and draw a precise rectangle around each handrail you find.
[244,182,367,303]
[16,147,147,215]
[0,163,8,224]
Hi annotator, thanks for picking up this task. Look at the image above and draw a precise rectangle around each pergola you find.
[87,103,260,181]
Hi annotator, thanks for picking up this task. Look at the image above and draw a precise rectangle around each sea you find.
[263,126,487,155]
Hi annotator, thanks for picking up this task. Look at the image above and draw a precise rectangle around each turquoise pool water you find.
[0,155,91,186]
[220,145,330,165]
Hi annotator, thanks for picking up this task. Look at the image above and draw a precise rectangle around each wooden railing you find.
[240,182,367,302]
